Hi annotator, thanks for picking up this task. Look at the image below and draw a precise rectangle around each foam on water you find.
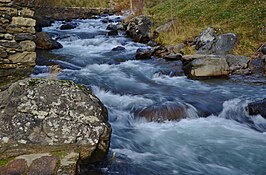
[36,16,266,175]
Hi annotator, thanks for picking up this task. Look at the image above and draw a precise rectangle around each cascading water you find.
[32,16,266,175]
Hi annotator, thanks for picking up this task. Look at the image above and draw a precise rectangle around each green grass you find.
[0,157,15,167]
[144,0,266,55]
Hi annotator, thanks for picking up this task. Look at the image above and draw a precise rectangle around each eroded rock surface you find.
[0,78,112,173]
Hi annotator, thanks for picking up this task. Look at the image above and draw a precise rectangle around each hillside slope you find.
[144,0,265,55]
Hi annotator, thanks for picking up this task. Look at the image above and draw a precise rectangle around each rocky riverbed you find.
[24,15,266,174]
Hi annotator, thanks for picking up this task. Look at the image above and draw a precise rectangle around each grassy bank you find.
[144,0,265,55]
[18,0,265,55]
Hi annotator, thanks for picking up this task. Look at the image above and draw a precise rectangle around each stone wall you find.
[0,0,36,86]
[35,6,116,21]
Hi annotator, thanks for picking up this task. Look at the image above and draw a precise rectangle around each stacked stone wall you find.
[0,0,36,84]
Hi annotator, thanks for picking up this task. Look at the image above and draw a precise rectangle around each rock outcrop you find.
[0,78,112,174]
[0,0,36,85]
[126,15,153,43]
[246,98,266,119]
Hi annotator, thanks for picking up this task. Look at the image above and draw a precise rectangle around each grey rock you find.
[0,47,8,58]
[0,78,112,163]
[211,33,238,55]
[126,15,153,43]
[225,54,249,72]
[194,28,238,55]
[194,27,217,50]
[183,55,229,78]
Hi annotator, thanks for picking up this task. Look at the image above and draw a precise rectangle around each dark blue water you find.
[33,16,266,175]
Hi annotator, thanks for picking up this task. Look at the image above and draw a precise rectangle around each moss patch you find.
[144,0,265,56]
[0,157,15,167]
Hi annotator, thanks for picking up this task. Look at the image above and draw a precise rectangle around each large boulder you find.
[0,78,112,174]
[34,32,63,50]
[246,98,266,119]
[194,28,238,55]
[136,102,191,122]
[183,55,230,78]
[126,15,153,43]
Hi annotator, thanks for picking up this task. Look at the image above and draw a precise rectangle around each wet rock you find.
[246,98,266,119]
[101,18,109,23]
[126,15,153,43]
[112,46,126,51]
[0,78,112,164]
[152,45,169,58]
[60,22,77,30]
[136,102,190,122]
[34,32,63,50]
[0,159,28,175]
[183,55,229,78]
[136,48,153,60]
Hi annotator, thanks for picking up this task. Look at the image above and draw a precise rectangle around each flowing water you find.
[33,16,266,175]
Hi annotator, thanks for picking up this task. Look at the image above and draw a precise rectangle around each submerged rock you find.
[34,32,63,50]
[136,102,191,122]
[112,46,126,51]
[183,55,229,78]
[0,78,112,173]
[246,98,266,119]
[60,22,77,30]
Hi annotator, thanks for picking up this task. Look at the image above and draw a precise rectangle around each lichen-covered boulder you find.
[0,78,112,173]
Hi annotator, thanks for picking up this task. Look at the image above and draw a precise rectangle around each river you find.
[32,15,266,175]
